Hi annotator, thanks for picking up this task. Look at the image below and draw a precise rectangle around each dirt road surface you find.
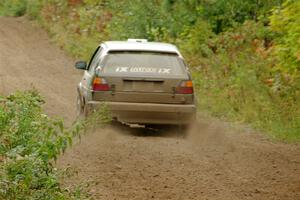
[0,17,299,200]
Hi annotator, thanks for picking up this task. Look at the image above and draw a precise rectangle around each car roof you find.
[101,40,182,57]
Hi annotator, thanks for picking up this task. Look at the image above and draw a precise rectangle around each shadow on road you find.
[107,121,189,138]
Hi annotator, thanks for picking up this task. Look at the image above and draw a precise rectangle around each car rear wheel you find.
[76,94,85,119]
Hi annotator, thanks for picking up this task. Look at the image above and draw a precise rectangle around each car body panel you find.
[92,92,194,104]
[85,101,196,125]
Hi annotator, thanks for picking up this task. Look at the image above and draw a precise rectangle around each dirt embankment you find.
[0,17,299,200]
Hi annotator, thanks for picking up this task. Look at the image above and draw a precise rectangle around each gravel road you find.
[0,17,299,200]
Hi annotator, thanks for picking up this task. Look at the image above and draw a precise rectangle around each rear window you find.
[101,51,186,77]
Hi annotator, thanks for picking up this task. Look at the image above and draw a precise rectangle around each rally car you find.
[75,39,196,127]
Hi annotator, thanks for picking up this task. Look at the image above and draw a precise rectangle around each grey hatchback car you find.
[75,39,196,126]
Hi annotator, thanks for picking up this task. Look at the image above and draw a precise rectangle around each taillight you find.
[176,80,194,94]
[93,77,110,91]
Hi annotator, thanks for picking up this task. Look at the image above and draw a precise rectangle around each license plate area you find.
[123,80,164,92]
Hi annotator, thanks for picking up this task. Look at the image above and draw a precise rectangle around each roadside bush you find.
[0,91,86,199]
[0,0,27,16]
[26,0,44,20]
[193,21,299,141]
[177,19,215,58]
[199,0,282,33]
[270,0,300,79]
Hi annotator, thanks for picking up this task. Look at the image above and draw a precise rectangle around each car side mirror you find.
[75,61,87,70]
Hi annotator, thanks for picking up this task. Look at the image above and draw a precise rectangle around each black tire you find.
[76,94,85,120]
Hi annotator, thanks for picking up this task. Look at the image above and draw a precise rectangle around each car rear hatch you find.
[92,51,194,104]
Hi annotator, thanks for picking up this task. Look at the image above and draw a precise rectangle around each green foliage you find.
[270,0,300,77]
[0,91,87,199]
[26,0,44,20]
[193,21,300,141]
[108,0,167,41]
[107,0,281,35]
[178,19,215,57]
[200,0,283,33]
[88,104,112,125]
[0,0,26,16]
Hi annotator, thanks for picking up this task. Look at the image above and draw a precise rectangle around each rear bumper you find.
[86,101,196,125]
